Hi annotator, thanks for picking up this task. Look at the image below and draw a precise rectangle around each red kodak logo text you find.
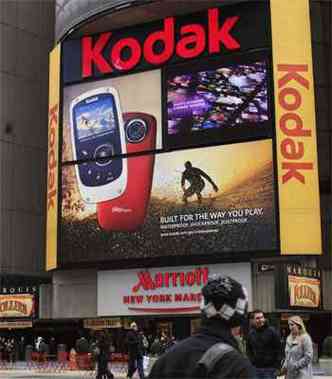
[277,64,313,184]
[47,105,58,210]
[81,8,240,78]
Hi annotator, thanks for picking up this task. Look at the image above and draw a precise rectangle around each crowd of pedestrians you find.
[148,274,314,379]
[0,275,315,379]
[0,337,18,362]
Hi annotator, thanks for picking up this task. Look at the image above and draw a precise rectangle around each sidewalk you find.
[0,361,331,378]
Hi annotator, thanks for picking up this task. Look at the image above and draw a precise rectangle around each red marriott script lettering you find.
[278,64,313,184]
[47,105,58,210]
[81,8,240,78]
[132,267,209,292]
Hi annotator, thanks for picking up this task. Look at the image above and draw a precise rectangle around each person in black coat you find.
[148,275,256,379]
[127,322,145,379]
[246,310,282,379]
[95,332,114,379]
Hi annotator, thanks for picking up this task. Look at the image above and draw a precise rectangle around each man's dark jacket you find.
[246,323,282,369]
[148,317,255,379]
[127,330,144,359]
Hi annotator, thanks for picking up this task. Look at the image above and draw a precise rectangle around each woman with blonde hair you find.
[281,315,313,379]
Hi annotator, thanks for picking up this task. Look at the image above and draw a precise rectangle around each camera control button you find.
[94,144,114,166]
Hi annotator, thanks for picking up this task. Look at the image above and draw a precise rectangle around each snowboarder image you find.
[181,161,219,204]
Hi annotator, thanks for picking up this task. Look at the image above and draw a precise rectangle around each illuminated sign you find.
[0,294,35,318]
[84,318,122,329]
[46,1,321,270]
[62,140,277,264]
[288,275,320,308]
[98,263,252,316]
[271,0,321,255]
[275,264,322,309]
[81,8,240,78]
[0,320,33,329]
[46,45,61,271]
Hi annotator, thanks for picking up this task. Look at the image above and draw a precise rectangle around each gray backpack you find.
[196,342,235,377]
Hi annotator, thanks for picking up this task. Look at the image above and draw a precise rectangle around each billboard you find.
[61,140,277,264]
[47,1,321,270]
[46,45,61,271]
[288,275,321,308]
[0,294,35,318]
[270,0,321,254]
[164,54,272,149]
[275,264,322,310]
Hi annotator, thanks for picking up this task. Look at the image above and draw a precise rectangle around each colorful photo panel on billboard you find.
[60,139,277,266]
[62,70,163,164]
[164,54,272,149]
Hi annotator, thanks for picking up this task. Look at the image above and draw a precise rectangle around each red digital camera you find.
[97,112,156,231]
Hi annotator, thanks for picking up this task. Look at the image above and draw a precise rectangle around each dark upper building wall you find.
[0,1,55,275]
[310,1,332,269]
[310,1,331,191]
[55,0,249,42]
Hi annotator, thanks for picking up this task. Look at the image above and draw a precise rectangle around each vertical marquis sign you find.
[46,44,61,270]
[270,0,321,255]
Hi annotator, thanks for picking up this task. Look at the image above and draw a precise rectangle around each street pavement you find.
[0,373,331,378]
[0,362,331,378]
[0,370,331,378]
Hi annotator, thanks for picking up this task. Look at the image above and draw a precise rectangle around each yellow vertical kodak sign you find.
[270,0,321,255]
[46,44,61,270]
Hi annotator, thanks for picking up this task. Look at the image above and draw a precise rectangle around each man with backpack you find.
[148,274,256,378]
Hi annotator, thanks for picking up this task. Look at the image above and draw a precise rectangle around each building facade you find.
[44,0,332,354]
[1,0,332,354]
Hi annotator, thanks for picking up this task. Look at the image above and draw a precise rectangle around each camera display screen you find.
[73,94,118,141]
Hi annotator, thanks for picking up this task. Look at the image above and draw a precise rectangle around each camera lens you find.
[125,119,148,143]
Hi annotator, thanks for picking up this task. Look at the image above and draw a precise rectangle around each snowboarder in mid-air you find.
[181,161,219,204]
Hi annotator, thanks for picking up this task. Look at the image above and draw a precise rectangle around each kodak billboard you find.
[270,0,321,255]
[46,44,61,271]
[46,1,321,270]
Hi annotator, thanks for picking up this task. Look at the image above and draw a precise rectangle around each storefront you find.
[96,262,252,349]
[45,1,326,358]
[0,276,51,353]
[275,263,326,355]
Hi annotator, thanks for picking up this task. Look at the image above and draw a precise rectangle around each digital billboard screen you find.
[60,140,277,266]
[46,1,322,270]
[165,54,272,149]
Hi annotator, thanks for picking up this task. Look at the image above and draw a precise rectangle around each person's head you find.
[97,330,106,342]
[185,161,192,169]
[252,310,266,329]
[200,274,248,328]
[288,315,306,336]
[130,322,138,331]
